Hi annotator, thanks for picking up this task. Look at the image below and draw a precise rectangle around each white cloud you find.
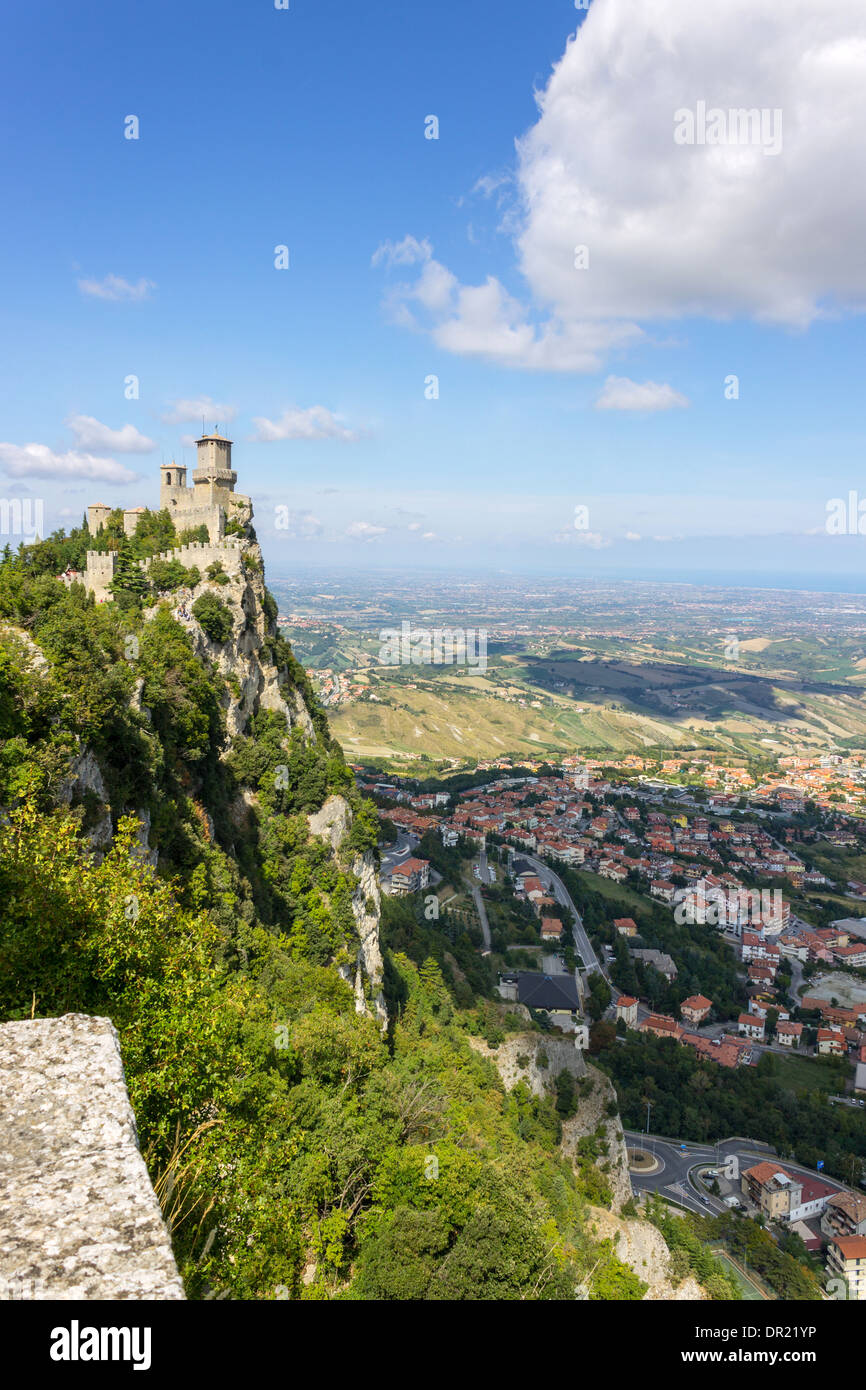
[252,406,359,443]
[0,443,137,483]
[472,171,513,200]
[77,274,155,301]
[345,520,386,540]
[625,531,642,541]
[162,397,238,426]
[517,0,866,329]
[66,415,156,453]
[432,277,637,371]
[376,1,866,371]
[375,234,638,369]
[371,236,432,268]
[594,377,689,411]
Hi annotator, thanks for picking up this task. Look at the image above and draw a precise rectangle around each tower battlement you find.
[85,548,118,603]
[159,431,250,540]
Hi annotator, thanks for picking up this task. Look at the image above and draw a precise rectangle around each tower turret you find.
[193,430,236,492]
[160,460,188,511]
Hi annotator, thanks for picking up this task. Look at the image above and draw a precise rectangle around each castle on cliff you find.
[84,431,253,601]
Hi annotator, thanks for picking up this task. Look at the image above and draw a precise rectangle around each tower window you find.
[165,472,172,486]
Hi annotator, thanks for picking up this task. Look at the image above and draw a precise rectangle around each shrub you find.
[150,559,199,592]
[192,592,233,643]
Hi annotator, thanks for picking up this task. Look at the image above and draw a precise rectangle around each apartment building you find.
[616,995,639,1028]
[388,857,430,895]
[822,1192,866,1243]
[681,994,713,1026]
[827,1236,866,1301]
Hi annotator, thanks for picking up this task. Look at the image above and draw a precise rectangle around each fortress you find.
[84,430,253,601]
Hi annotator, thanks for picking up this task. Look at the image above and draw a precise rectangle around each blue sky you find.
[2,0,866,581]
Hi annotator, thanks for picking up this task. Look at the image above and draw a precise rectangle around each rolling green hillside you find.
[327,654,866,770]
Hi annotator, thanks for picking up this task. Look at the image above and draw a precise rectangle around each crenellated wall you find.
[140,538,246,574]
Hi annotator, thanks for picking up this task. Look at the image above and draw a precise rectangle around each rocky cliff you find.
[149,538,386,1021]
[149,541,313,744]
[13,524,387,1025]
[585,1206,707,1302]
[308,794,387,1024]
[470,1028,708,1300]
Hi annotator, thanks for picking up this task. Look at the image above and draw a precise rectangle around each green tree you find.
[191,592,233,643]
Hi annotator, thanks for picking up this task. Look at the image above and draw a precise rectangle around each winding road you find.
[520,851,604,978]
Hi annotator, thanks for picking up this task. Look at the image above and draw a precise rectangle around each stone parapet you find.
[0,1014,185,1300]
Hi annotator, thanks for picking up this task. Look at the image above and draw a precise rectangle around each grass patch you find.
[768,1051,850,1097]
[709,1250,769,1301]
[571,869,653,914]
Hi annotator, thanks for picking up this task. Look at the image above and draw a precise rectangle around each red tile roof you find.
[391,857,429,876]
[833,1236,866,1260]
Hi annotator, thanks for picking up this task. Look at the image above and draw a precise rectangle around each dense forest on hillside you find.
[0,531,650,1300]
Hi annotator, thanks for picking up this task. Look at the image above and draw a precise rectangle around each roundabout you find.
[627,1146,664,1176]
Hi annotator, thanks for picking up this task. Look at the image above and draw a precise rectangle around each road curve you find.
[521,852,603,977]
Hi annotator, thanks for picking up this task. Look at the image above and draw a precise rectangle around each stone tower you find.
[159,461,188,512]
[193,431,237,502]
[85,549,118,603]
[86,426,252,583]
[87,503,111,538]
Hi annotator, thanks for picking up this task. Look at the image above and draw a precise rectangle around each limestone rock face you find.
[0,1014,185,1300]
[171,547,310,743]
[350,849,387,1026]
[133,808,158,868]
[0,624,48,672]
[308,795,387,1026]
[468,1037,632,1210]
[471,1037,707,1299]
[308,794,351,853]
[560,1063,633,1212]
[55,746,114,854]
[59,747,107,804]
[468,1031,586,1098]
[586,1206,707,1301]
